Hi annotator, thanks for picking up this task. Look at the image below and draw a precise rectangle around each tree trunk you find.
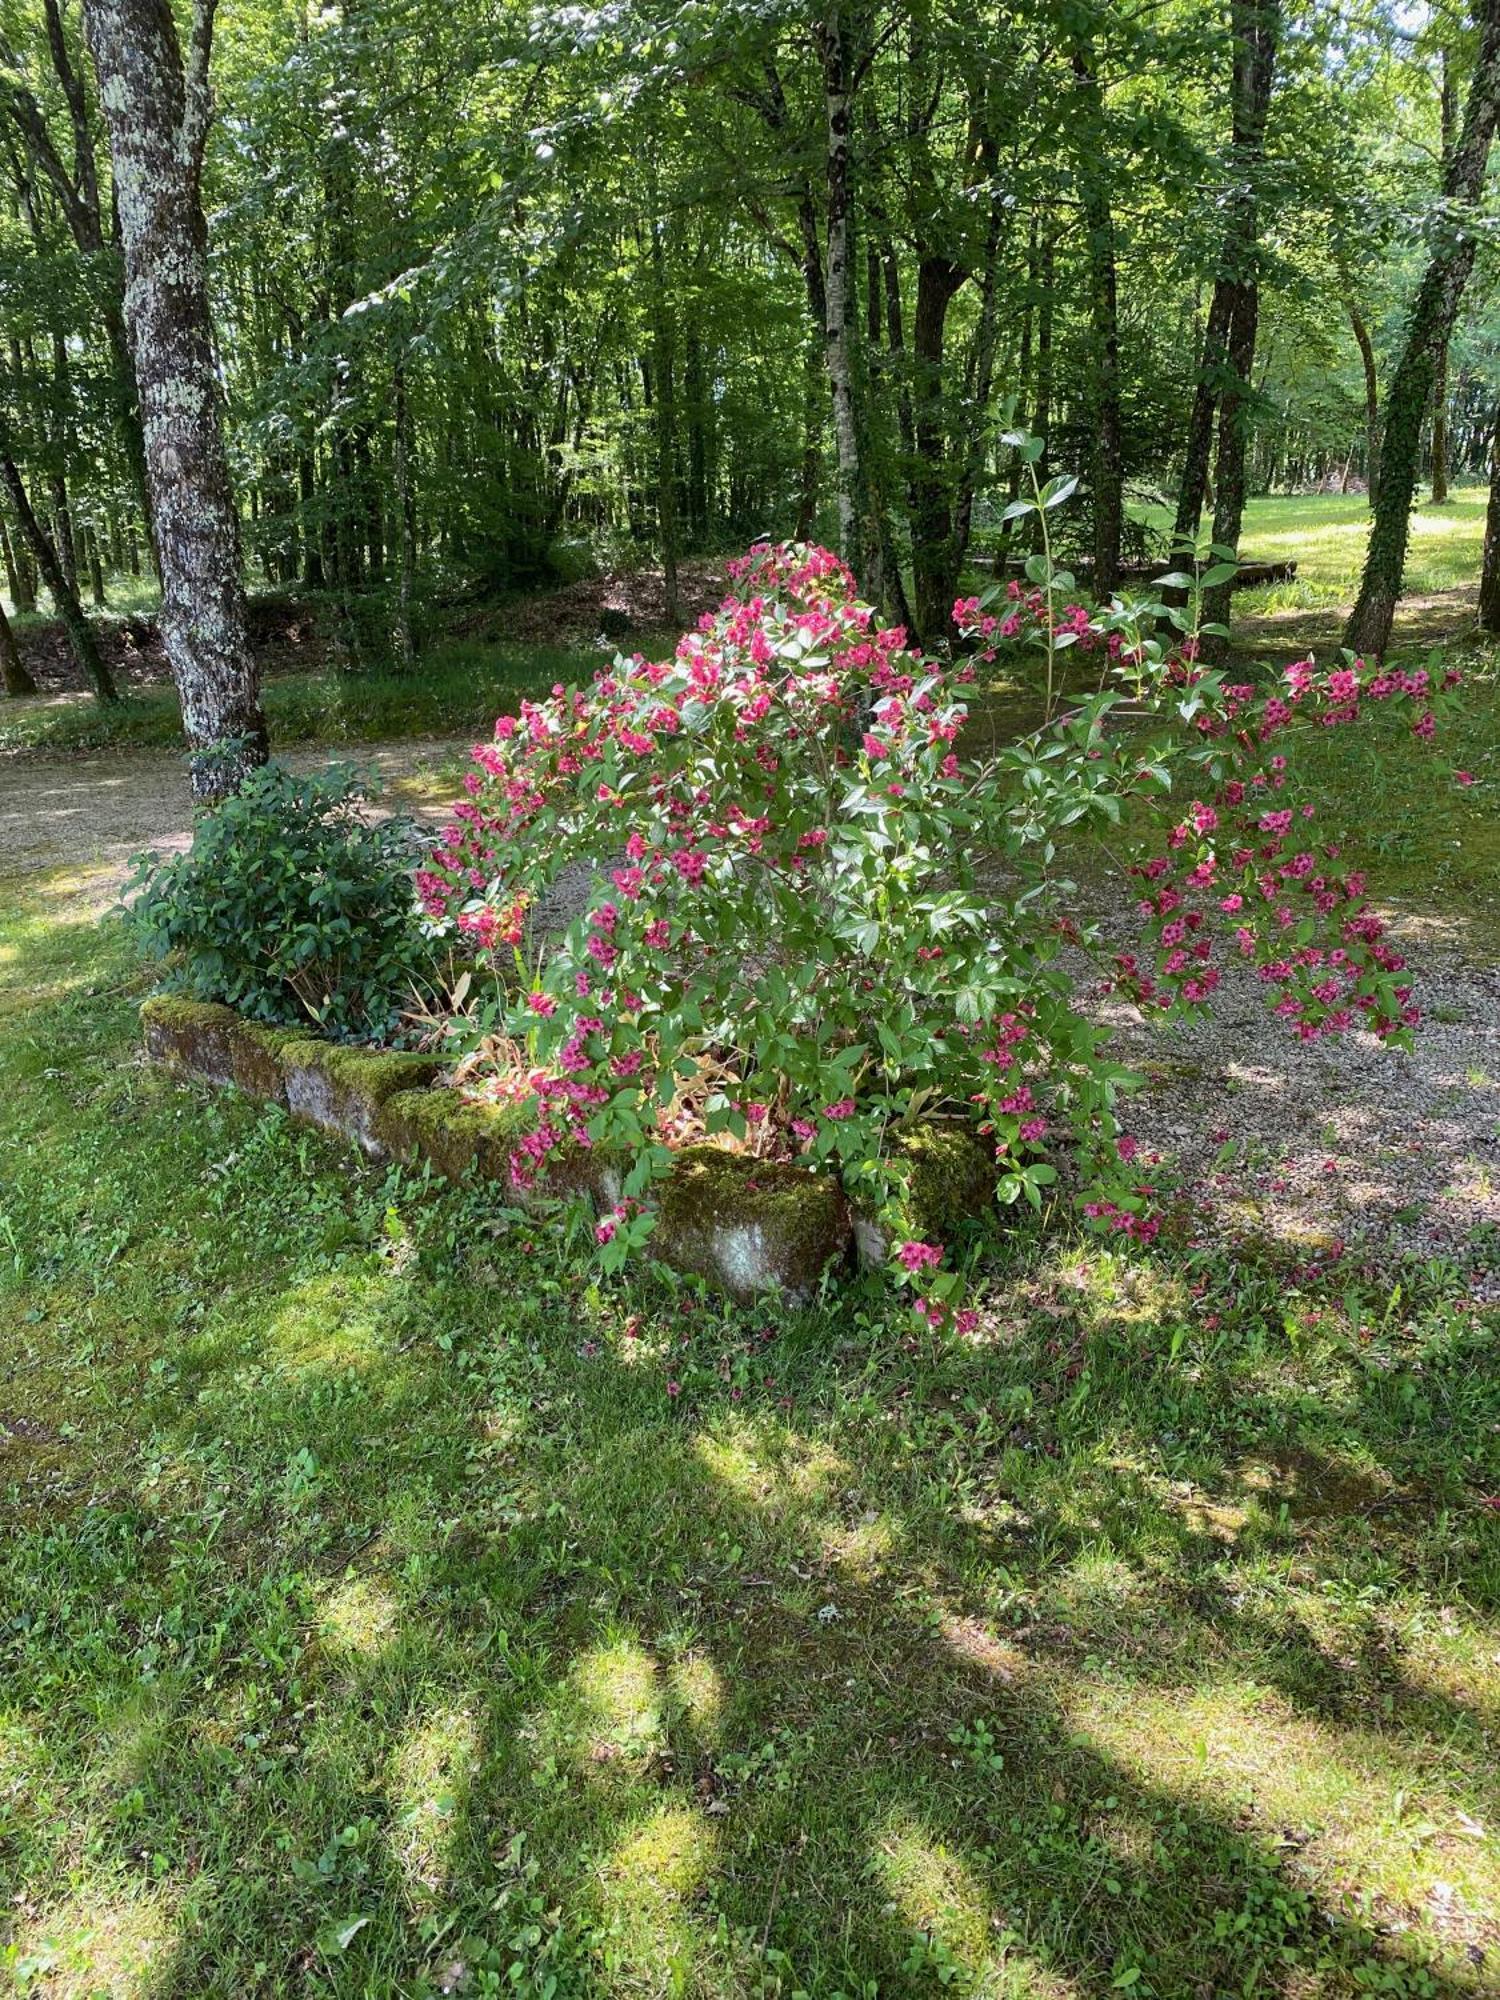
[1071,43,1124,594]
[83,0,267,797]
[0,596,38,697]
[817,5,862,572]
[952,158,1006,575]
[1172,0,1280,553]
[1202,283,1260,640]
[1175,282,1236,547]
[1347,298,1380,503]
[0,512,36,614]
[87,524,107,607]
[909,255,964,643]
[1479,401,1500,632]
[649,212,681,628]
[0,445,116,700]
[392,355,417,670]
[1347,0,1500,656]
[1431,338,1450,503]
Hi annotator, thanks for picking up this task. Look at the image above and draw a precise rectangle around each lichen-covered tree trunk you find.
[817,4,862,571]
[1479,402,1500,632]
[83,0,267,799]
[1347,0,1500,657]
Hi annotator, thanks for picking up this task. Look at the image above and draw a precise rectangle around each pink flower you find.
[822,1099,856,1120]
[896,1240,943,1272]
[1456,770,1474,786]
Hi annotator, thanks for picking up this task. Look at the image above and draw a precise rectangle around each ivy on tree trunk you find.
[1346,0,1500,659]
[83,0,268,799]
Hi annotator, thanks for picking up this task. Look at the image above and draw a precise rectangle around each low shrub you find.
[127,762,436,1043]
[418,519,1459,1321]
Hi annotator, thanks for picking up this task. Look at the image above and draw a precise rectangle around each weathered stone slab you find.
[143,1001,1005,1305]
[276,1040,445,1156]
[140,995,294,1105]
[600,1144,850,1305]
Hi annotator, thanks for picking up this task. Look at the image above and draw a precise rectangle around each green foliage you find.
[124,762,434,1042]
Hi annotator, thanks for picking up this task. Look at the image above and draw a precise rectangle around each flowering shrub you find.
[418,537,1458,1322]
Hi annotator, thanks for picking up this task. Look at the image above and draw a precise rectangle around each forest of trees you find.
[4,0,1500,786]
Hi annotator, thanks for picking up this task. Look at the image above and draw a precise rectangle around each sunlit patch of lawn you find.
[1,855,1497,1996]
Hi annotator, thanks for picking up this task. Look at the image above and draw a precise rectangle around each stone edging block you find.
[140,996,995,1305]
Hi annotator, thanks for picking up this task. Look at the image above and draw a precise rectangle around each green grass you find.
[1136,489,1490,618]
[2,865,1498,1997]
[0,636,649,762]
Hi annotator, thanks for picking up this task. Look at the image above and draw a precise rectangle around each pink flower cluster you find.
[414,543,1456,1318]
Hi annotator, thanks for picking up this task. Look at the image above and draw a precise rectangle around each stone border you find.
[141,996,997,1304]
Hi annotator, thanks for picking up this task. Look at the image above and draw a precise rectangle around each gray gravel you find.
[1089,910,1500,1299]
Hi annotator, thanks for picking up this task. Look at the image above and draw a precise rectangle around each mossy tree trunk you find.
[1346,0,1500,658]
[83,0,268,798]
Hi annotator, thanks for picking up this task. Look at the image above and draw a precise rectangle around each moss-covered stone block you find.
[617,1145,850,1304]
[852,1118,998,1269]
[376,1085,604,1203]
[276,1040,448,1156]
[141,995,296,1106]
[377,1086,534,1182]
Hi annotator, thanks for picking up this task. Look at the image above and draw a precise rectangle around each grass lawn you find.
[2,490,1492,769]
[3,835,1499,1996]
[1167,490,1489,618]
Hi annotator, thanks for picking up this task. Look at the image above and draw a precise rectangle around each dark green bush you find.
[126,762,435,1043]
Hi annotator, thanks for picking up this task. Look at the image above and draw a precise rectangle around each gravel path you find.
[0,737,466,901]
[1091,915,1500,1299]
[4,736,1494,1292]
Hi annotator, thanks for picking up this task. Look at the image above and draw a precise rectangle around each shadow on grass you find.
[2,919,1498,1996]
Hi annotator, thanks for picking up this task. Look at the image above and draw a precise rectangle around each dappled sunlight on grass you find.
[597,1803,717,1981]
[6,1881,179,1999]
[870,1813,1018,1989]
[387,1704,482,1905]
[532,1637,668,1786]
[318,1574,403,1658]
[1072,1678,1500,1954]
[3,872,1499,1993]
